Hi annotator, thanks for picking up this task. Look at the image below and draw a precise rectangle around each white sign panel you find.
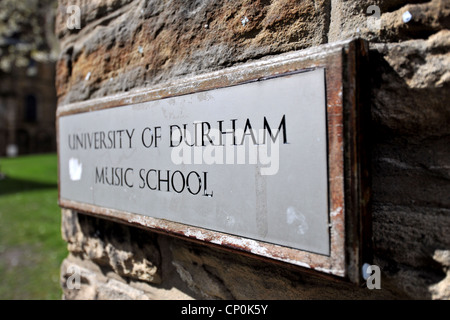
[59,68,330,255]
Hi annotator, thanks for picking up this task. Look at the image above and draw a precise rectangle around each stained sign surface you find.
[59,68,330,255]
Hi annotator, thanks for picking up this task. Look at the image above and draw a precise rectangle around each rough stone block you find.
[329,0,450,42]
[55,0,329,105]
[61,210,162,284]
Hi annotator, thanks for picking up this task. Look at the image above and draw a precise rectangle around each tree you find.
[0,0,58,73]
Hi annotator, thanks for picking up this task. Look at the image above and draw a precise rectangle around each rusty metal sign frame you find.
[57,38,371,284]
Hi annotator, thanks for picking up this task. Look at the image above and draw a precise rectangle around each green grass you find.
[0,153,67,300]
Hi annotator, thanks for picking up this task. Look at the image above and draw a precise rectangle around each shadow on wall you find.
[368,38,450,299]
[0,176,57,196]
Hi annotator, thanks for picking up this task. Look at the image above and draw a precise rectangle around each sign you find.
[57,39,371,283]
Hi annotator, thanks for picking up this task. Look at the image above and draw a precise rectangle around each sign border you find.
[57,38,371,283]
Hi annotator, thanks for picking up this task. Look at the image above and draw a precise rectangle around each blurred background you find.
[0,0,66,299]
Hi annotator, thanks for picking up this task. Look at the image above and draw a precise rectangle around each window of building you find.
[24,94,37,122]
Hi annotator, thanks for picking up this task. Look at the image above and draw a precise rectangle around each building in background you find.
[0,0,58,156]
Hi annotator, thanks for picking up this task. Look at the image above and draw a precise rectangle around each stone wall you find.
[57,0,449,299]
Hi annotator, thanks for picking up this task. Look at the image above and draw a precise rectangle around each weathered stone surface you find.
[55,0,329,105]
[371,205,449,299]
[60,255,163,300]
[169,237,399,300]
[62,209,161,284]
[367,27,450,299]
[62,212,400,300]
[61,258,98,300]
[370,31,450,139]
[329,0,450,42]
[380,0,450,41]
[60,233,199,300]
[373,206,450,267]
[371,137,450,208]
[429,250,450,299]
